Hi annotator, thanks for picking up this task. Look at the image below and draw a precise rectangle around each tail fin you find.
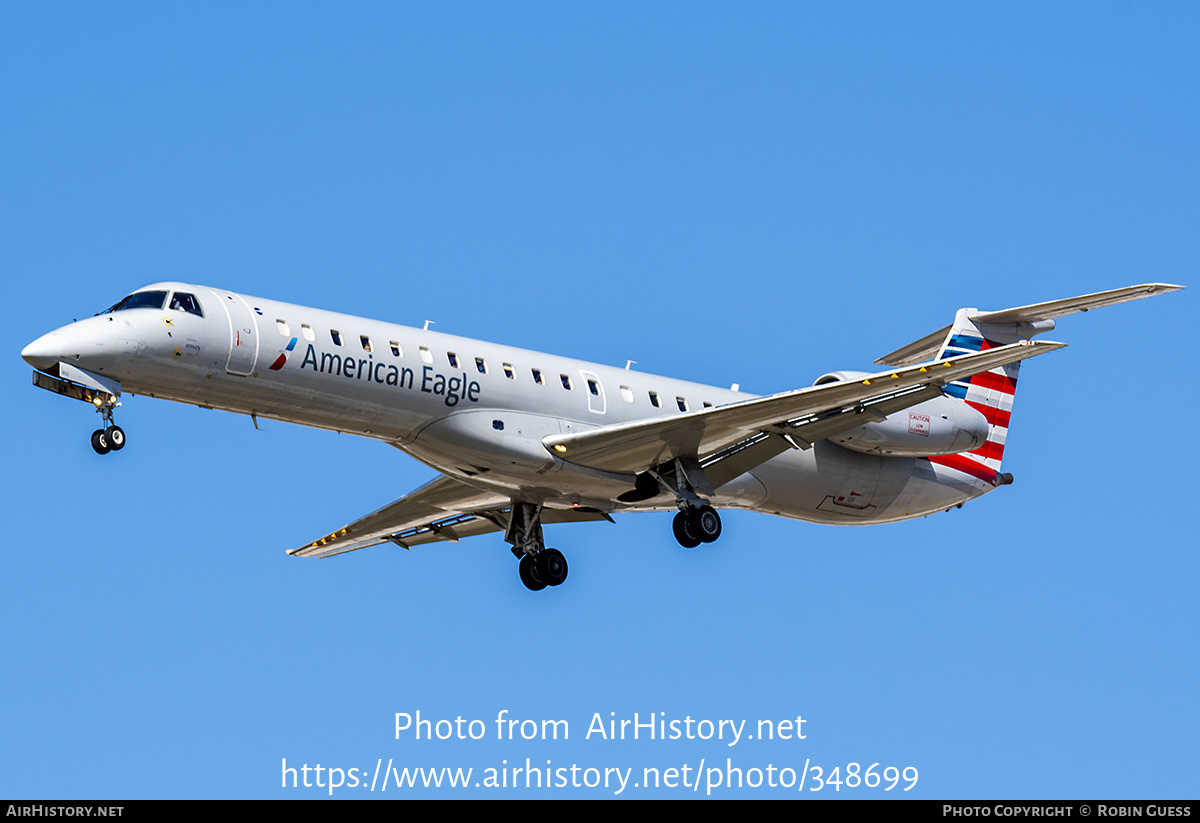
[934,309,1037,477]
[875,283,1184,484]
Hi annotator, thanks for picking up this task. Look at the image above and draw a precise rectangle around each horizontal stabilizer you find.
[876,283,1183,366]
[971,282,1183,325]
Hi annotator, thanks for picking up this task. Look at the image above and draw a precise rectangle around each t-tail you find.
[875,283,1184,486]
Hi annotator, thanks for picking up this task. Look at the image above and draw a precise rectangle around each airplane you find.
[21,281,1182,591]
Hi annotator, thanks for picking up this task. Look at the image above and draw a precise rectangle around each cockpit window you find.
[169,292,203,316]
[106,291,168,313]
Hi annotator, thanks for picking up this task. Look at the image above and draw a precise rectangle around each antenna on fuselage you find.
[625,360,636,370]
[423,320,435,331]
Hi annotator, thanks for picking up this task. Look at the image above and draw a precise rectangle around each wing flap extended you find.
[288,476,615,558]
[394,506,613,549]
[543,340,1064,475]
[289,475,508,558]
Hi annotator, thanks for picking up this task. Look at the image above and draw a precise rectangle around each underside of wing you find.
[970,282,1183,325]
[288,475,611,558]
[542,340,1064,477]
[288,475,509,558]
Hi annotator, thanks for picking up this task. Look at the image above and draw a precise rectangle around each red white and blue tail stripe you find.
[928,309,1021,486]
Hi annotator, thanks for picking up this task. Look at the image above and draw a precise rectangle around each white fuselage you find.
[24,283,994,525]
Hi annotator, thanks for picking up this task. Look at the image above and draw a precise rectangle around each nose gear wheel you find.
[88,394,126,455]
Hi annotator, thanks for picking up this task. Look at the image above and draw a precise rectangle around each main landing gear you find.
[507,502,568,592]
[645,459,724,550]
[89,395,126,455]
[518,548,568,591]
[672,505,722,549]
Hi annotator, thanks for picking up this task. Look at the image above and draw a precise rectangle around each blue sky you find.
[2,3,1195,799]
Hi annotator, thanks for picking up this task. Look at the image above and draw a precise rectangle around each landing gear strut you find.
[648,459,724,549]
[90,395,125,455]
[507,502,568,591]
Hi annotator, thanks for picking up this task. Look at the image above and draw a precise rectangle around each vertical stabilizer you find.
[928,311,1054,484]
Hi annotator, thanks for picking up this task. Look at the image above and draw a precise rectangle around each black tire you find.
[519,553,547,591]
[672,511,701,549]
[695,505,722,543]
[91,429,111,455]
[105,425,126,451]
[541,549,568,586]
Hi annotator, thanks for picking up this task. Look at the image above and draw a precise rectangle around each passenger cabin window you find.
[360,335,372,352]
[677,397,689,412]
[620,385,634,403]
[420,346,434,364]
[560,374,572,390]
[649,391,661,408]
[532,369,545,385]
[447,352,460,368]
[169,292,203,316]
[390,341,403,357]
[476,357,488,374]
[503,363,515,379]
[276,319,290,336]
[330,330,343,346]
[106,291,168,313]
[587,379,600,396]
[301,324,315,342]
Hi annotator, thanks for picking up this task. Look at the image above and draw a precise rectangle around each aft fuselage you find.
[23,282,995,525]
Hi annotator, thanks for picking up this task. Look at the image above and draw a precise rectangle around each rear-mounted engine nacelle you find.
[813,370,990,457]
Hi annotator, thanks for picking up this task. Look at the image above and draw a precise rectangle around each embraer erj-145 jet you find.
[22,282,1181,591]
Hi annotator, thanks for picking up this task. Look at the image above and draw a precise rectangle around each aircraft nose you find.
[21,331,61,371]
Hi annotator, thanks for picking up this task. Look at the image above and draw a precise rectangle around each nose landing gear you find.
[89,395,126,455]
[90,424,126,454]
[28,366,128,456]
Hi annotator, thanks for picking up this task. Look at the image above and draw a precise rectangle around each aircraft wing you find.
[288,475,611,558]
[288,475,509,558]
[542,340,1064,476]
